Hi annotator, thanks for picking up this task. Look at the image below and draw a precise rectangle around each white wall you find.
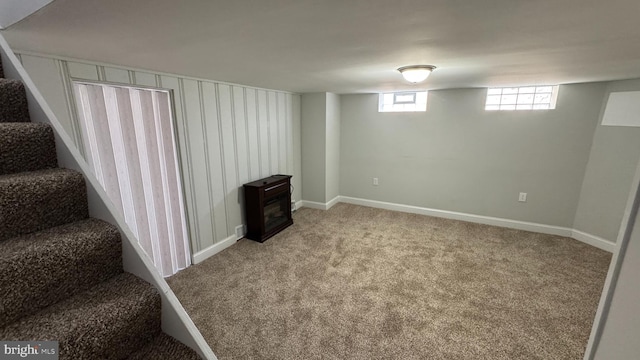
[593,180,640,359]
[16,52,302,257]
[292,95,302,204]
[326,93,340,201]
[300,93,327,203]
[339,84,606,227]
[574,79,640,242]
[300,92,340,205]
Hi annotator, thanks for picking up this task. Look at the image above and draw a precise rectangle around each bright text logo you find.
[0,342,58,360]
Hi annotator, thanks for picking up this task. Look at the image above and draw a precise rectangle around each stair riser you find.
[0,222,123,327]
[0,123,58,175]
[0,170,89,240]
[0,274,163,359]
[61,296,161,359]
[0,79,29,123]
[128,333,202,360]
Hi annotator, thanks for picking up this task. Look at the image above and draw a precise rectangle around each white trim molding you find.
[326,196,340,210]
[192,235,237,264]
[340,196,573,237]
[571,229,616,253]
[299,196,340,211]
[299,200,327,210]
[199,195,616,265]
[298,195,616,253]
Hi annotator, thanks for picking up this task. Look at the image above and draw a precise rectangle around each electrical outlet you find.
[373,177,379,186]
[518,192,527,202]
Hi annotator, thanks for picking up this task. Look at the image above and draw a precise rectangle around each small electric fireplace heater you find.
[243,175,293,242]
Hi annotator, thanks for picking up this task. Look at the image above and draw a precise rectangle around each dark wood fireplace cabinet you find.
[243,175,293,242]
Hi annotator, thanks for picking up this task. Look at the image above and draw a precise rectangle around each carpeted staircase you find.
[0,58,201,359]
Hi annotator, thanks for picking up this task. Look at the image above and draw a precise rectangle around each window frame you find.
[485,85,559,111]
[378,91,428,112]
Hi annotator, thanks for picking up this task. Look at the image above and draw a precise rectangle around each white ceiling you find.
[0,0,53,29]
[2,0,640,94]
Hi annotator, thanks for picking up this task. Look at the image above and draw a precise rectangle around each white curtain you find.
[74,82,191,277]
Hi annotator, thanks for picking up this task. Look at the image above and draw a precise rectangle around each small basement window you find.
[485,86,559,111]
[378,91,428,112]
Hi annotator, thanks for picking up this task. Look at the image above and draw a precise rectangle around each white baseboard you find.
[299,196,341,211]
[338,196,615,253]
[571,230,616,252]
[326,196,340,210]
[197,198,615,265]
[192,234,237,264]
[300,200,327,210]
[340,196,573,237]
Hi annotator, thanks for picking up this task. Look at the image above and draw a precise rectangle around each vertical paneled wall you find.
[16,52,302,255]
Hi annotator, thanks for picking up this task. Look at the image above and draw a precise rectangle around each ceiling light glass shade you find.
[398,65,436,83]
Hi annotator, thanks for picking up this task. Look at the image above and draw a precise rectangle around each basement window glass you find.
[485,86,559,111]
[378,91,428,112]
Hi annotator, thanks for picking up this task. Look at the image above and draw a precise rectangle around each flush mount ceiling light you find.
[398,65,436,83]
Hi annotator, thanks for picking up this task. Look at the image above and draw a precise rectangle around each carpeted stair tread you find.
[0,58,4,78]
[0,272,162,359]
[127,333,202,360]
[0,168,88,240]
[0,78,29,123]
[0,218,123,328]
[0,122,58,175]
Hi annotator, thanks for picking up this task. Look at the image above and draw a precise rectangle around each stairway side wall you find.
[0,33,217,360]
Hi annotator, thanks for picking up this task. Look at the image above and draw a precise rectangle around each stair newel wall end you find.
[0,34,216,360]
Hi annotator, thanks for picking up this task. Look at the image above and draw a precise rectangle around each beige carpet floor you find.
[168,203,611,360]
